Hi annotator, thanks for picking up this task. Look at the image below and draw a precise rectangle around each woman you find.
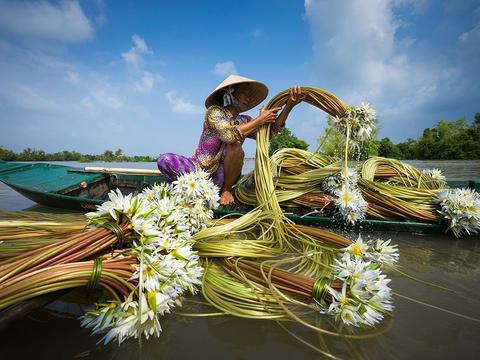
[157,75,305,205]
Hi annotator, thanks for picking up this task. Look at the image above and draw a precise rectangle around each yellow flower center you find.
[350,243,363,256]
[340,297,351,306]
[144,266,156,276]
[147,290,156,302]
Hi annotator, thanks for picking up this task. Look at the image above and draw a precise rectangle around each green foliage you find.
[378,138,402,159]
[269,128,309,155]
[396,139,417,159]
[0,147,156,162]
[317,113,480,160]
[317,117,379,160]
[377,116,480,160]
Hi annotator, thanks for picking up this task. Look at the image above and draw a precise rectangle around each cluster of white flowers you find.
[437,187,480,237]
[345,235,399,266]
[82,170,220,344]
[172,169,221,233]
[326,246,394,327]
[329,102,376,148]
[322,168,368,225]
[322,168,358,194]
[422,168,446,184]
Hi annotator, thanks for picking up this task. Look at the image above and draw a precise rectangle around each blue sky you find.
[0,0,479,157]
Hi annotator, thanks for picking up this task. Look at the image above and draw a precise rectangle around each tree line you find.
[0,147,156,162]
[319,113,480,160]
[376,115,480,160]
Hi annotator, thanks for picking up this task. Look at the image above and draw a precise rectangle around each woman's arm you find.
[273,86,306,129]
[238,107,281,137]
[274,102,294,129]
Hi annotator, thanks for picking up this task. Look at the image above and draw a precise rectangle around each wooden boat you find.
[1,161,479,234]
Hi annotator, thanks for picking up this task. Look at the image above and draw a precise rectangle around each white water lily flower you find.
[361,305,383,326]
[326,249,395,327]
[371,239,399,265]
[329,102,377,148]
[334,185,368,225]
[357,125,372,141]
[336,185,356,208]
[341,167,359,186]
[346,236,370,258]
[422,168,446,183]
[322,174,341,194]
[437,187,480,237]
[333,256,371,281]
[106,189,133,218]
[80,302,119,334]
[98,299,138,345]
[327,283,362,326]
[323,168,367,225]
[131,255,166,292]
[340,306,363,326]
[144,290,172,316]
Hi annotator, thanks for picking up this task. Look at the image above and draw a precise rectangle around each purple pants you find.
[157,153,224,188]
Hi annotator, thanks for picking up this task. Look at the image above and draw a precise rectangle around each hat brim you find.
[205,79,268,112]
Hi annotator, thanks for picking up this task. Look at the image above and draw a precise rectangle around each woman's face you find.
[235,88,250,111]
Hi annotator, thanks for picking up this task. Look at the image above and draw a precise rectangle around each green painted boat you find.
[1,161,479,234]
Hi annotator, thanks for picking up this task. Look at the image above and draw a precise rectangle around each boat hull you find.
[2,161,479,234]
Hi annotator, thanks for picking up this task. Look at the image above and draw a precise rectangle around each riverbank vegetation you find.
[0,147,155,162]
[269,128,309,155]
[318,113,480,160]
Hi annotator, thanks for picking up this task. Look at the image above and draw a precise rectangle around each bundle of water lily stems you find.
[236,148,480,237]
[0,87,403,353]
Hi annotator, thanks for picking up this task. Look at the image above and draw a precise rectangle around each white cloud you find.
[82,89,124,110]
[165,91,202,115]
[303,0,446,139]
[135,71,155,93]
[392,0,430,14]
[458,24,480,42]
[212,61,237,77]
[27,51,76,71]
[93,0,107,26]
[401,37,417,47]
[0,83,58,111]
[65,71,80,85]
[122,34,152,70]
[0,0,93,42]
[252,29,264,39]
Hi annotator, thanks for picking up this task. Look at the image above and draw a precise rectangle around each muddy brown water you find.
[0,160,479,359]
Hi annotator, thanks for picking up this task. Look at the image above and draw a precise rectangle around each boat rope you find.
[87,258,103,291]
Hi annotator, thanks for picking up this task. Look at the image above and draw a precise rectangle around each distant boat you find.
[1,161,479,234]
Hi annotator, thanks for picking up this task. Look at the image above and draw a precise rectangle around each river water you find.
[1,160,480,359]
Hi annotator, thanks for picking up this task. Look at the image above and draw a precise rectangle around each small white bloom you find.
[422,168,446,183]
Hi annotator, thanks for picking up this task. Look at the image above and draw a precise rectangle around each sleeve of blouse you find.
[205,106,243,144]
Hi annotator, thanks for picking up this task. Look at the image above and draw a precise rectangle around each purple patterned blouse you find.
[191,105,254,174]
[191,105,285,174]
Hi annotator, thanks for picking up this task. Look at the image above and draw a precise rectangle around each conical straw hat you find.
[204,74,268,111]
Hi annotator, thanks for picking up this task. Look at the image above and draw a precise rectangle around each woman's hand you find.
[257,106,281,126]
[286,85,306,106]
